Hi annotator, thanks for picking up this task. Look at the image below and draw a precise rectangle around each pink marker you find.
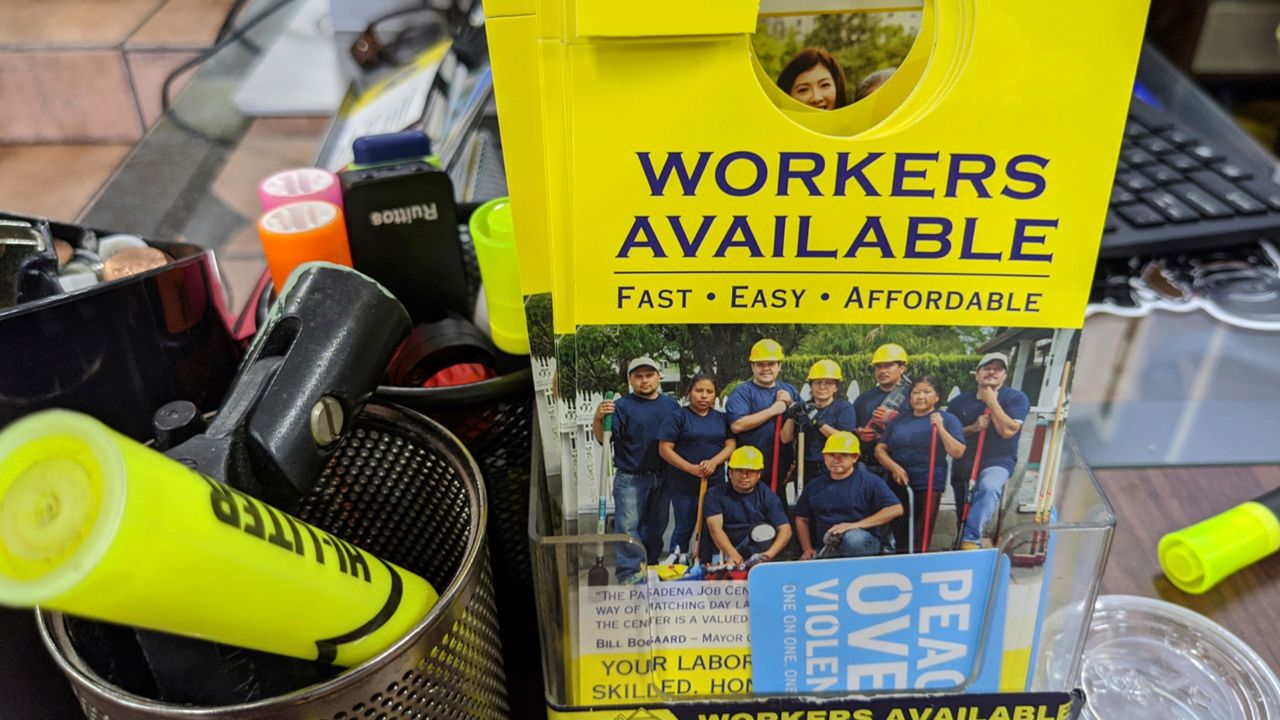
[258,168,343,212]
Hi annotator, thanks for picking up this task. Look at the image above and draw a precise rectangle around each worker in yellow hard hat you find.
[700,445,792,567]
[794,431,903,559]
[793,359,859,481]
[725,338,798,506]
[853,343,911,480]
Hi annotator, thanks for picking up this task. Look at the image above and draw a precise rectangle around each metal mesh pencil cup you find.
[376,368,541,712]
[37,402,511,720]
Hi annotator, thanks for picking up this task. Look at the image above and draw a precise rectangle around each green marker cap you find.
[1158,489,1280,594]
[470,197,529,355]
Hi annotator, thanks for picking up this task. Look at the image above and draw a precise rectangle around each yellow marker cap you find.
[1158,491,1280,594]
[470,197,530,355]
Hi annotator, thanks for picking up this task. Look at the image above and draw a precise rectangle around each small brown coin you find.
[101,246,171,281]
[54,239,74,266]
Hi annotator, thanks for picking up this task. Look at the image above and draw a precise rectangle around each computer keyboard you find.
[1102,94,1280,258]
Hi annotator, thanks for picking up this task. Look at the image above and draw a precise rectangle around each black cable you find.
[158,0,297,145]
[215,0,252,42]
[215,0,262,53]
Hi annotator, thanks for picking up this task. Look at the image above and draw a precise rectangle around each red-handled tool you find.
[954,407,991,550]
[922,421,938,553]
[770,414,783,495]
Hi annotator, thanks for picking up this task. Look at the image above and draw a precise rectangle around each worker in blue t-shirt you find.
[657,373,735,556]
[947,352,1031,551]
[852,343,911,479]
[593,356,680,581]
[701,446,792,566]
[725,339,798,504]
[793,359,859,482]
[794,432,903,559]
[876,375,966,552]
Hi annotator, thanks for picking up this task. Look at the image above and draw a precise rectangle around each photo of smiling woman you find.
[875,375,966,552]
[658,373,736,556]
[776,48,848,110]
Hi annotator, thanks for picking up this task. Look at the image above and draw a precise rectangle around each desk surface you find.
[1070,310,1280,468]
[1096,464,1280,673]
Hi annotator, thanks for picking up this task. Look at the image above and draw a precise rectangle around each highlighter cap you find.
[469,197,529,355]
[256,201,353,291]
[352,130,432,167]
[1158,491,1280,594]
[0,410,126,607]
[258,167,343,212]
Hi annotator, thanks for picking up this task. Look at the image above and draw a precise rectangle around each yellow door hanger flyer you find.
[485,0,1146,716]
[560,1,1147,329]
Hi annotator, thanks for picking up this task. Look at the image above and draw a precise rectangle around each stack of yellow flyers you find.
[486,1,1148,716]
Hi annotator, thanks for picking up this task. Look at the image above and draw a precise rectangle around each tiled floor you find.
[0,144,132,219]
[0,0,291,312]
[0,0,237,205]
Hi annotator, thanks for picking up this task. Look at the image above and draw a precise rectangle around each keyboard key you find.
[1165,153,1200,171]
[1225,191,1266,214]
[1116,172,1156,193]
[1116,203,1165,227]
[1160,128,1196,147]
[1238,178,1280,210]
[1140,191,1199,223]
[1188,169,1266,213]
[1104,210,1118,233]
[1186,169,1236,198]
[1214,163,1251,181]
[1110,185,1136,205]
[1168,182,1232,218]
[1188,144,1224,163]
[1144,165,1182,185]
[1137,136,1175,155]
[1120,148,1158,167]
[1128,99,1174,132]
[1124,119,1149,139]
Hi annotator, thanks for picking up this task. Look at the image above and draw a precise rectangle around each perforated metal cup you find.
[378,368,542,711]
[37,402,510,720]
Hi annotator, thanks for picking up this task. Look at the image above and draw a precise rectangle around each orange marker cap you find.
[256,201,353,291]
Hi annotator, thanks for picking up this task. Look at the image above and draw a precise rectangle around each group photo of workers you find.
[564,322,1072,583]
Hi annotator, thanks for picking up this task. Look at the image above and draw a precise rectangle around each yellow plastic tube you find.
[469,197,530,355]
[0,410,438,666]
[1158,488,1280,594]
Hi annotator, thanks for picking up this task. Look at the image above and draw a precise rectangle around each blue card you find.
[748,550,1008,694]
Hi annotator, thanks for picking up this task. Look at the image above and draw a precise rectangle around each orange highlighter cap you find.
[256,201,352,290]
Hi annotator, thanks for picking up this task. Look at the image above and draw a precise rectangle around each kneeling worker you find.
[795,431,904,559]
[702,446,792,566]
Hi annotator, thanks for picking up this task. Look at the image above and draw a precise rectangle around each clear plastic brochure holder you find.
[527,426,1114,717]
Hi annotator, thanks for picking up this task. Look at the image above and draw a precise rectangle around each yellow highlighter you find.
[0,409,438,666]
[1158,488,1280,594]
